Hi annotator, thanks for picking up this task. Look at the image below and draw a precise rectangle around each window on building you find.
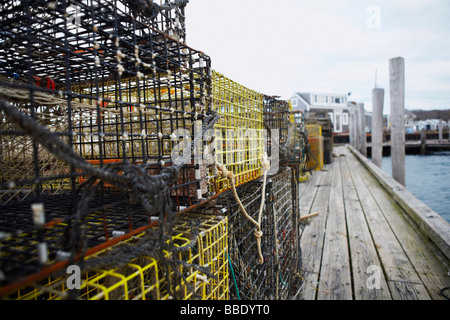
[335,97,341,104]
[342,113,348,125]
[335,113,342,132]
[314,95,318,103]
[292,99,298,107]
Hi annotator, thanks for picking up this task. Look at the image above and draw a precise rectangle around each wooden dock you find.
[366,140,450,154]
[296,145,450,300]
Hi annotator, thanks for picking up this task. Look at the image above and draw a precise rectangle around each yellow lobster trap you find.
[208,70,265,194]
[3,214,228,300]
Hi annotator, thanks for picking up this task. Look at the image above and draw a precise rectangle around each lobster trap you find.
[209,70,265,194]
[217,166,296,300]
[0,0,220,296]
[2,214,228,300]
[263,96,307,182]
[263,95,292,149]
[0,0,212,203]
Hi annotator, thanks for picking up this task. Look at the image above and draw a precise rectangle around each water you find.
[381,152,450,224]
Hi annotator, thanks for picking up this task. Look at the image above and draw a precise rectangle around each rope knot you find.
[254,229,263,239]
[260,152,270,172]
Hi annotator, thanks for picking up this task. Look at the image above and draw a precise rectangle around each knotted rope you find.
[216,153,271,265]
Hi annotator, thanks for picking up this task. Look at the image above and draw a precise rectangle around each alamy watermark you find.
[66,5,82,30]
[66,265,81,290]
[366,5,381,30]
[170,122,280,175]
[366,265,381,290]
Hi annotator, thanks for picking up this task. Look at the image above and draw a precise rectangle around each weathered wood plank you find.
[298,169,323,218]
[317,156,352,300]
[297,165,332,300]
[298,172,313,198]
[340,153,391,300]
[347,147,450,300]
[343,148,431,300]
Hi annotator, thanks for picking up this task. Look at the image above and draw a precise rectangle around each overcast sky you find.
[185,0,450,113]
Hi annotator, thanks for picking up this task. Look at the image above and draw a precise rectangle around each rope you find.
[216,153,270,265]
[228,252,241,300]
[124,0,189,20]
[294,272,332,296]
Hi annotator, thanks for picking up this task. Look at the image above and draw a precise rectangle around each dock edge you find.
[347,145,450,261]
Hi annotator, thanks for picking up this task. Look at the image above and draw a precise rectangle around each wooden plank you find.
[317,155,352,300]
[297,165,332,300]
[298,171,314,199]
[343,148,431,300]
[340,152,391,300]
[298,169,323,218]
[348,148,450,300]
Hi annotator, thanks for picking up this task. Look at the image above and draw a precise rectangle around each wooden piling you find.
[389,57,405,186]
[357,103,366,157]
[439,119,443,141]
[349,108,355,148]
[372,88,385,168]
[354,105,361,151]
[420,127,427,155]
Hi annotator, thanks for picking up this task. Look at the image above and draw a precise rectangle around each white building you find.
[290,92,350,133]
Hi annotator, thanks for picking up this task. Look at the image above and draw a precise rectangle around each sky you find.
[185,0,450,113]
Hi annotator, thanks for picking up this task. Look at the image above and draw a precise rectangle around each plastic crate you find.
[305,124,322,138]
[307,136,324,171]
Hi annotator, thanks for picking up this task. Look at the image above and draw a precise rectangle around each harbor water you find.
[381,152,450,224]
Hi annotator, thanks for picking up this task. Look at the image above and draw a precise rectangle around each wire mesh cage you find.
[0,0,217,295]
[0,0,212,202]
[263,95,291,146]
[123,0,190,43]
[269,166,297,300]
[2,214,228,300]
[209,70,265,194]
[0,0,306,301]
[217,166,296,300]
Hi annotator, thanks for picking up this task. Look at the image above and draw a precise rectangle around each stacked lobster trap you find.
[0,0,307,300]
[215,166,298,300]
